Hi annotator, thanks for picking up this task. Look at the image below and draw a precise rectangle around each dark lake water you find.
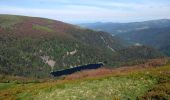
[50,63,104,77]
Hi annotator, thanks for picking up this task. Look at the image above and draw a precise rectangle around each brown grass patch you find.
[65,58,168,80]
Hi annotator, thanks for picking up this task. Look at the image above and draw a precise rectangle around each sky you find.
[0,0,170,23]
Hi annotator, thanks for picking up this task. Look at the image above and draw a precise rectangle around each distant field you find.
[0,63,170,100]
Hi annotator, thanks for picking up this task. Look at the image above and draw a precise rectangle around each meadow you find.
[0,61,170,100]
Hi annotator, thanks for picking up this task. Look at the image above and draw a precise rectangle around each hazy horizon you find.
[0,0,170,24]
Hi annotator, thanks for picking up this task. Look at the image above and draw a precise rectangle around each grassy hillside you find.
[0,59,169,100]
[0,15,123,78]
[0,15,164,78]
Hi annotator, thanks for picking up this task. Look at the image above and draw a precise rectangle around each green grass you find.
[34,77,156,100]
[0,83,15,90]
[0,15,22,28]
[32,25,55,33]
[0,76,156,100]
[0,63,170,100]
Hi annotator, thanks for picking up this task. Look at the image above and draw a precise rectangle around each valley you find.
[0,14,170,100]
[0,15,164,78]
[80,19,170,56]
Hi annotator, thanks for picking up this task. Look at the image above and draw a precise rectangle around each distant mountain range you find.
[79,19,170,35]
[79,19,170,56]
[0,15,164,78]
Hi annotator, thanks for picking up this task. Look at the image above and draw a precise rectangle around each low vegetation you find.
[139,61,170,99]
[32,25,55,33]
[0,15,22,28]
[0,60,169,100]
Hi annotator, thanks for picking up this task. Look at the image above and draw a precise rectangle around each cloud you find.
[0,0,170,23]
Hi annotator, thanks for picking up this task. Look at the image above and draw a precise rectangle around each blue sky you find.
[0,0,170,23]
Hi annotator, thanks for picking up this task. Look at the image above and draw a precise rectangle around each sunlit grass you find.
[0,63,169,100]
[33,25,55,33]
[34,77,156,100]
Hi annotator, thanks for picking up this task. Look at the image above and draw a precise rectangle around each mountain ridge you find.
[0,14,164,78]
[79,19,170,56]
[79,19,170,34]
